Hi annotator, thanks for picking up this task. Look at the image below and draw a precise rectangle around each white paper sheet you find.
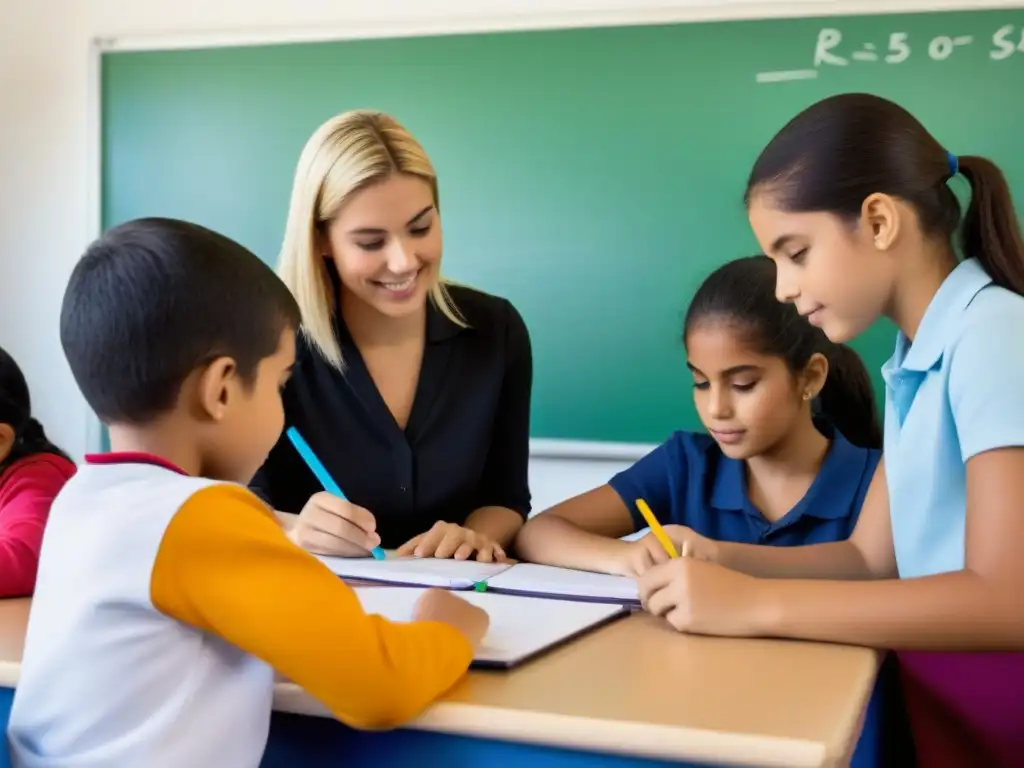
[485,563,640,604]
[317,554,640,604]
[353,587,627,667]
[316,553,511,588]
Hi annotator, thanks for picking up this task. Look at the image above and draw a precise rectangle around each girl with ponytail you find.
[0,346,75,597]
[636,93,1024,764]
[517,255,882,580]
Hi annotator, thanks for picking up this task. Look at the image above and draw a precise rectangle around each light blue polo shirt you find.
[883,258,1024,579]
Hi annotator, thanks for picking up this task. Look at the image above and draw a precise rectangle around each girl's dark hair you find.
[745,92,1024,296]
[0,346,71,474]
[683,257,882,449]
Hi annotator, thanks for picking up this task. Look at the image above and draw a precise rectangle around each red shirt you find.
[0,453,76,597]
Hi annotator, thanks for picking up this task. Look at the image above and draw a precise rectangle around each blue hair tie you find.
[946,151,959,178]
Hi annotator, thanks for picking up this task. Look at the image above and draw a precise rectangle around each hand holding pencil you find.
[634,499,764,637]
[634,498,679,559]
[633,498,714,563]
[609,499,702,577]
[285,426,386,559]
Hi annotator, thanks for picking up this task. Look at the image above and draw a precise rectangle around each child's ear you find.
[861,192,900,251]
[801,353,829,401]
[0,423,14,464]
[196,356,240,422]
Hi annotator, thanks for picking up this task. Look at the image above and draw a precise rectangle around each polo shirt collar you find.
[886,258,992,374]
[793,427,867,520]
[709,425,866,521]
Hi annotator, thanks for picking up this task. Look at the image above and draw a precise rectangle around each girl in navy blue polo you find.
[516,255,882,577]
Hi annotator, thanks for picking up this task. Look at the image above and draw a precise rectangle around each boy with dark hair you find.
[8,218,487,768]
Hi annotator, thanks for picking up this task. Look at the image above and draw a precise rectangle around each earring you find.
[802,392,812,401]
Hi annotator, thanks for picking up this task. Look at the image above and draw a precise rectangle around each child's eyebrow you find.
[686,362,762,376]
[721,365,762,376]
[770,233,797,254]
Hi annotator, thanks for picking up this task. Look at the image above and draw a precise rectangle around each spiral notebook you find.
[317,554,640,605]
[352,586,629,668]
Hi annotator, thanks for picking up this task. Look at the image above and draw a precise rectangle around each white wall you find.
[528,453,645,514]
[0,0,1011,508]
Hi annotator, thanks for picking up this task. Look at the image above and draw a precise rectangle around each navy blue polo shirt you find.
[609,426,881,545]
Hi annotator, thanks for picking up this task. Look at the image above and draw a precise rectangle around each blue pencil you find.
[285,427,385,560]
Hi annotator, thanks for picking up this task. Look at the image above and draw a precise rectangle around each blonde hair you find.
[277,109,466,369]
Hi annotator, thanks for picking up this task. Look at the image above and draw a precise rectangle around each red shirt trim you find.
[85,452,188,476]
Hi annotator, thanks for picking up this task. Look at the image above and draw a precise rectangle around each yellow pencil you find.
[635,498,679,559]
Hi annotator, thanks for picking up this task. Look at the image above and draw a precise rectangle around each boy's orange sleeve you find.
[150,484,473,729]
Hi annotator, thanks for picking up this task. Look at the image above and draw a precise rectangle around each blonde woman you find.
[250,111,532,562]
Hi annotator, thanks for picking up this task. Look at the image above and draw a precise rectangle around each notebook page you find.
[485,563,640,604]
[316,553,511,589]
[352,587,626,666]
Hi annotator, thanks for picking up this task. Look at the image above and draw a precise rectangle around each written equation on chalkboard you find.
[756,23,1024,83]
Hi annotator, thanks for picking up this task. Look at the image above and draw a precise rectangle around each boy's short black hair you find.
[60,217,301,425]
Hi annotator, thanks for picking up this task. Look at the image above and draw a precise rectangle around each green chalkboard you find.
[101,9,1024,443]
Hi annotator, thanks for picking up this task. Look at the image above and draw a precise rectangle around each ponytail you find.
[816,343,882,450]
[957,155,1024,296]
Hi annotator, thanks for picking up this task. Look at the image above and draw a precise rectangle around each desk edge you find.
[273,682,830,767]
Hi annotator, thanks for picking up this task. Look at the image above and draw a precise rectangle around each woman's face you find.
[323,173,442,320]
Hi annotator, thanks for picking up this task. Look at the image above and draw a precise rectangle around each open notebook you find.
[352,587,628,668]
[317,554,640,605]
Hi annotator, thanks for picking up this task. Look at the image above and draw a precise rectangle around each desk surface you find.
[0,597,879,768]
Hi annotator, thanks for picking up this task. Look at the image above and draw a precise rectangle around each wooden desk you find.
[0,599,27,688]
[0,597,881,767]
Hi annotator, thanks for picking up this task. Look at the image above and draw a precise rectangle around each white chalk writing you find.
[990,24,1024,60]
[756,24,1023,83]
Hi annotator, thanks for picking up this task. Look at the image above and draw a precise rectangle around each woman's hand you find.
[616,525,719,577]
[288,492,380,557]
[397,521,509,562]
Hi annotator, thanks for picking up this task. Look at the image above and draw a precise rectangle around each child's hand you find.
[413,589,490,647]
[397,522,508,562]
[289,492,380,557]
[664,525,718,562]
[616,535,673,577]
[637,557,769,637]
[617,525,718,577]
